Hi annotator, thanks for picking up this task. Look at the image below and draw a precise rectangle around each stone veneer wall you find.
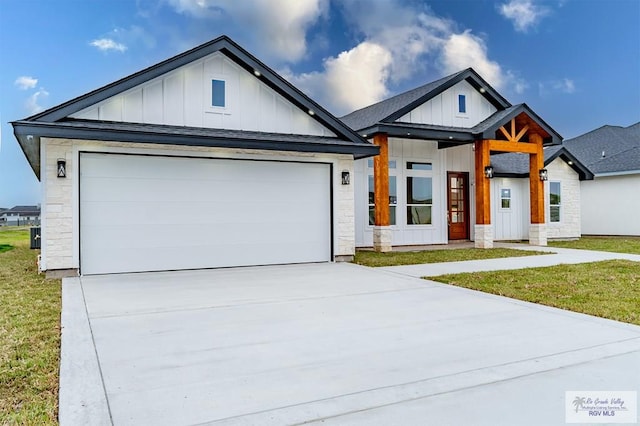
[40,138,356,271]
[43,138,75,271]
[546,158,581,239]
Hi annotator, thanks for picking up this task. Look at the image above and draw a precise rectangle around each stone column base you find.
[529,223,547,246]
[474,224,494,249]
[373,226,392,252]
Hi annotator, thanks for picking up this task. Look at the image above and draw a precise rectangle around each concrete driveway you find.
[60,263,640,425]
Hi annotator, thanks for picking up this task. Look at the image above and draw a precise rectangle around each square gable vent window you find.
[458,94,466,114]
[212,79,226,107]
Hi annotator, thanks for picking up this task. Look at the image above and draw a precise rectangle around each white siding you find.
[397,80,497,128]
[492,178,529,240]
[71,52,336,137]
[355,138,448,247]
[580,174,640,236]
[491,158,582,241]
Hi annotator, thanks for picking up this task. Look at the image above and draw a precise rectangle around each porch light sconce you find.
[57,158,67,178]
[484,165,494,179]
[539,168,548,181]
[341,170,350,185]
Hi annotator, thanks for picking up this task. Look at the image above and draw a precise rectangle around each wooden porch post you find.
[373,133,391,252]
[474,139,493,248]
[528,133,547,245]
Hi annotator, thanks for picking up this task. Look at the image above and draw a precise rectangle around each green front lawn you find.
[0,227,60,424]
[429,260,640,325]
[353,247,546,267]
[549,236,640,255]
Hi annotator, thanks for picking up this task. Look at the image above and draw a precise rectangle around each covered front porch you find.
[368,105,562,251]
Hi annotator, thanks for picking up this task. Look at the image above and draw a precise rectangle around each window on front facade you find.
[549,182,561,222]
[458,94,466,113]
[211,79,226,107]
[501,188,511,209]
[406,162,433,225]
[368,175,396,225]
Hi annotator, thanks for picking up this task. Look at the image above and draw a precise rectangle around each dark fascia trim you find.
[477,103,563,145]
[13,121,379,168]
[545,147,594,181]
[25,35,368,147]
[381,68,511,124]
[493,172,528,178]
[359,124,473,142]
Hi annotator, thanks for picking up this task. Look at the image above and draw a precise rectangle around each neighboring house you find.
[341,68,564,250]
[563,123,640,236]
[0,205,41,226]
[490,147,592,240]
[12,35,378,276]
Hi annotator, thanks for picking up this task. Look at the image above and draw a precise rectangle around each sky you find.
[1,0,638,207]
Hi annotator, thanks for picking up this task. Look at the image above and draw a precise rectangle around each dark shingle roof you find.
[563,123,640,175]
[340,70,468,130]
[340,68,511,131]
[490,145,593,180]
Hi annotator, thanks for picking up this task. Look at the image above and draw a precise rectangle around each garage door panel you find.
[80,153,331,274]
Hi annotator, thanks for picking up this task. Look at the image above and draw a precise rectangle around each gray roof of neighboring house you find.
[490,145,594,180]
[12,35,377,179]
[562,122,640,175]
[340,68,511,131]
[4,205,41,215]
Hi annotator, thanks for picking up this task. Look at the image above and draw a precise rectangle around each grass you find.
[353,247,546,267]
[0,227,61,424]
[549,236,640,255]
[429,260,640,325]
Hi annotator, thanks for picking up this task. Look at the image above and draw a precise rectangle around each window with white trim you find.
[458,94,466,114]
[500,188,511,209]
[549,181,561,223]
[367,160,396,225]
[211,79,226,107]
[406,162,433,225]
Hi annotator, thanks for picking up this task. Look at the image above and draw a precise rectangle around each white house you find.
[341,68,566,250]
[0,205,41,226]
[563,123,640,236]
[489,146,593,240]
[12,36,378,277]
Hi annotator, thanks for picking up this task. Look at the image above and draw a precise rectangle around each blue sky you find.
[1,0,638,207]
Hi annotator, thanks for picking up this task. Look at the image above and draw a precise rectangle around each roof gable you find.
[68,50,337,137]
[13,35,377,178]
[491,146,593,180]
[341,68,511,131]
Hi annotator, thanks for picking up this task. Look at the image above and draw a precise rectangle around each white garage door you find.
[80,153,332,274]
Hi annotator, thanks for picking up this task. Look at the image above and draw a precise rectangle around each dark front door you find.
[447,172,470,240]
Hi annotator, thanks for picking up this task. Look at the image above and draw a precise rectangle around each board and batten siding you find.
[396,80,497,128]
[355,138,447,247]
[580,174,640,236]
[492,178,530,241]
[70,52,336,137]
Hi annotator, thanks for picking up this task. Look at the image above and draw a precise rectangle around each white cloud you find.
[165,0,328,62]
[90,38,128,52]
[25,88,49,114]
[498,0,550,32]
[441,30,504,89]
[14,76,38,90]
[538,78,576,97]
[554,78,575,93]
[289,41,393,115]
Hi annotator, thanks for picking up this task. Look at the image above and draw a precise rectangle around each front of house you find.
[12,36,377,276]
[13,36,592,276]
[342,69,588,250]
